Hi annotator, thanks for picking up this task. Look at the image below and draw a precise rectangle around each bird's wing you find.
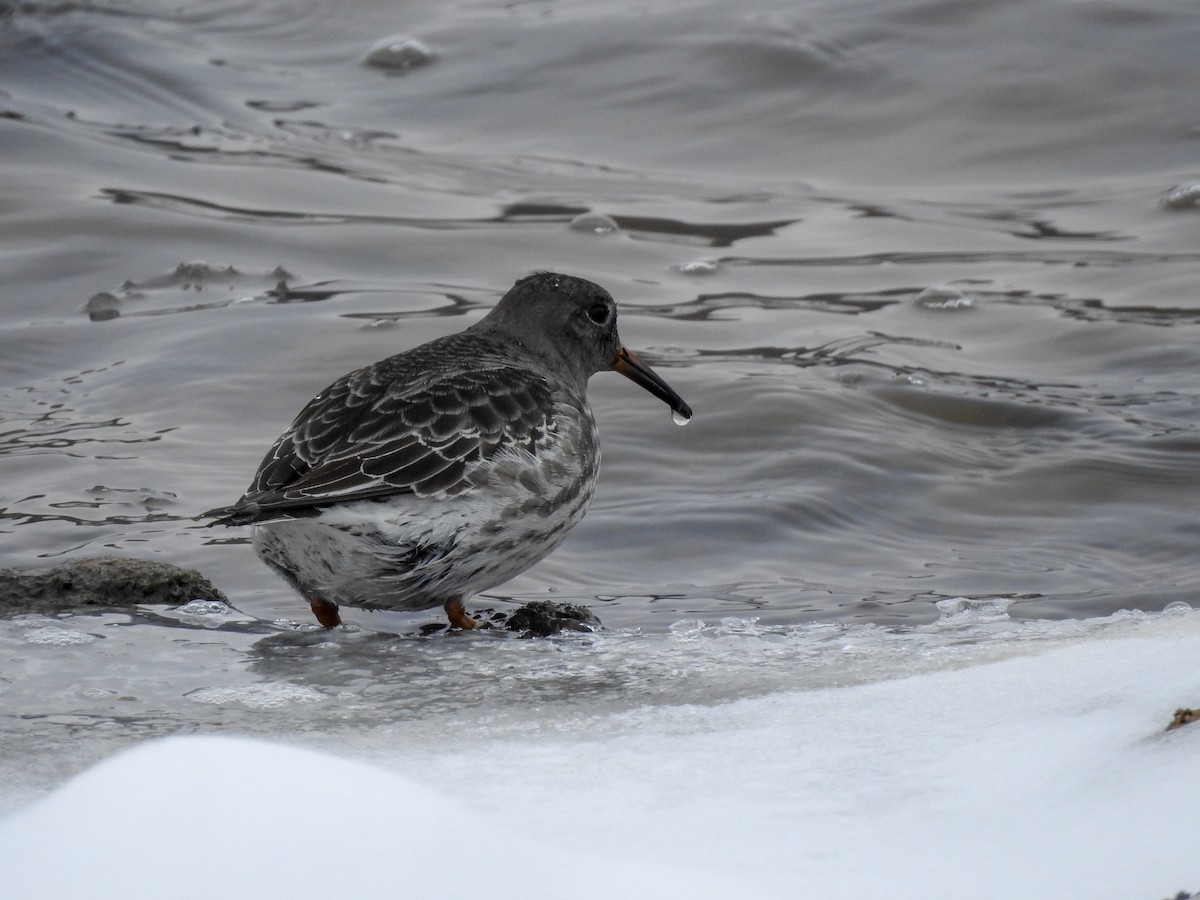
[212,361,557,524]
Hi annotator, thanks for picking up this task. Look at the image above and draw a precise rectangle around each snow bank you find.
[0,736,773,900]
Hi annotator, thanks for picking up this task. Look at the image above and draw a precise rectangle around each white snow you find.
[2,608,1198,899]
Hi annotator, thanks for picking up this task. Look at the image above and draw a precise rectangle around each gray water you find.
[2,0,1199,799]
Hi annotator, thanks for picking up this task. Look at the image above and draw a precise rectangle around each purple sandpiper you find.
[205,272,691,630]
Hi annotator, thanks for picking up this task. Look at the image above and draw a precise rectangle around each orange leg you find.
[309,597,342,629]
[443,597,477,630]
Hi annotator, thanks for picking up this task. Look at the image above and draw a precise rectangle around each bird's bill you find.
[611,345,692,422]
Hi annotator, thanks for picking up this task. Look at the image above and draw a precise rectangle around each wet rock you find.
[84,291,121,321]
[0,556,226,615]
[503,600,600,637]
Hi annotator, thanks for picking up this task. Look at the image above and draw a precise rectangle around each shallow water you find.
[0,598,1191,811]
[2,0,1200,799]
[5,0,1199,628]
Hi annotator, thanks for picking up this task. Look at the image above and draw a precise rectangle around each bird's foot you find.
[443,597,479,630]
[309,597,342,629]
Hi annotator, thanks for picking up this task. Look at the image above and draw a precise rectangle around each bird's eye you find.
[587,302,610,325]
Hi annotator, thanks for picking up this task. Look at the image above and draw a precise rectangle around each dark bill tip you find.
[611,346,692,421]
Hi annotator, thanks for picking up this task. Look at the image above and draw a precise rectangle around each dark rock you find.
[0,556,226,615]
[503,600,600,637]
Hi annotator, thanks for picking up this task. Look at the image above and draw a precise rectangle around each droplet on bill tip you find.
[672,409,691,426]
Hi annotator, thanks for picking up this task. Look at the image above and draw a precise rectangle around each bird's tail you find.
[199,503,259,527]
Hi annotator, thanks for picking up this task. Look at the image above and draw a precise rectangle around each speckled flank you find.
[251,402,599,611]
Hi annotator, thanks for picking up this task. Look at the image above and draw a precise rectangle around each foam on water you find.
[15,618,98,647]
[185,683,325,709]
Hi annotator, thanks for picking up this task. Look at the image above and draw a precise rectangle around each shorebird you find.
[205,272,691,630]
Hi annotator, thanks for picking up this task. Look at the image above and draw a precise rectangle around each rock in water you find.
[503,600,601,637]
[0,556,226,615]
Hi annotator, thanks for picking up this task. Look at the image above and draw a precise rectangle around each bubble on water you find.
[160,600,259,630]
[174,599,232,615]
[1162,183,1200,209]
[672,409,691,426]
[672,258,719,276]
[568,211,620,234]
[1163,600,1194,614]
[85,484,178,511]
[363,36,435,71]
[916,286,973,310]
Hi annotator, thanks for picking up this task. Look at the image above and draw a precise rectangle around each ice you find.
[1,610,1198,899]
[185,684,326,710]
[933,595,1013,621]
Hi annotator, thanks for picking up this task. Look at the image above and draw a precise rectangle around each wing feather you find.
[215,350,557,524]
